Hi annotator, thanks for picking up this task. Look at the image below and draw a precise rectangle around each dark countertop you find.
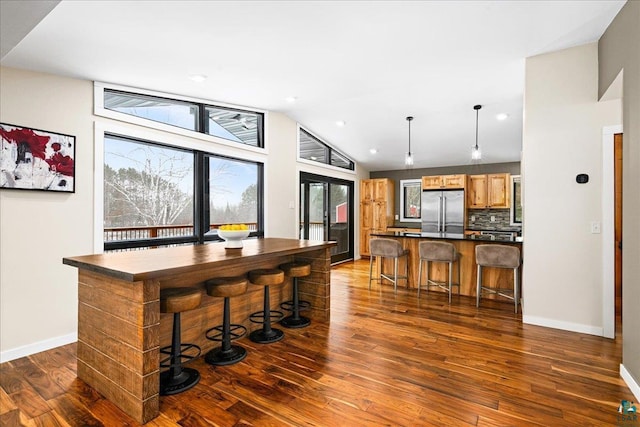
[372,231,523,244]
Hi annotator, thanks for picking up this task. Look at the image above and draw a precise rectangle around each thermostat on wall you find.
[576,174,589,184]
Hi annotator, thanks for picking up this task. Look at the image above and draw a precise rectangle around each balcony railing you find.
[104,223,258,242]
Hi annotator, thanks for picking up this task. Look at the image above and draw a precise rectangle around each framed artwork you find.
[0,123,75,193]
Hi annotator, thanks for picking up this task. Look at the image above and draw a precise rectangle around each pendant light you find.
[472,105,482,161]
[405,116,414,167]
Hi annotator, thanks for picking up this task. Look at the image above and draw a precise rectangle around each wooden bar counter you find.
[370,231,522,298]
[63,238,335,424]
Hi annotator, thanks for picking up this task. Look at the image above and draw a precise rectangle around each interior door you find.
[300,172,354,264]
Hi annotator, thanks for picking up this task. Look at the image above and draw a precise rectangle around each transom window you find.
[104,89,264,148]
[299,128,354,171]
[103,134,263,251]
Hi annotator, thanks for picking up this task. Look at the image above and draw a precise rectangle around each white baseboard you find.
[0,333,77,363]
[621,364,640,402]
[522,315,604,336]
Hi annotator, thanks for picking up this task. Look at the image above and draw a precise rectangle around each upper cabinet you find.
[467,173,510,208]
[421,174,466,190]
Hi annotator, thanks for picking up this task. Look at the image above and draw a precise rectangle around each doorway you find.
[300,172,354,264]
[614,134,623,322]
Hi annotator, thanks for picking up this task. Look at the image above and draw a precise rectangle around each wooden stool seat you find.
[248,268,285,343]
[248,269,285,286]
[279,262,312,278]
[159,287,201,395]
[161,287,202,313]
[206,276,248,298]
[279,262,312,328]
[204,276,249,366]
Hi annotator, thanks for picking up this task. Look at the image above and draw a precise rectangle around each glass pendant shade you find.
[405,152,414,166]
[471,146,481,160]
[405,116,414,168]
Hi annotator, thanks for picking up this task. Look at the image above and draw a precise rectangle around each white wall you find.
[0,66,362,360]
[522,43,622,334]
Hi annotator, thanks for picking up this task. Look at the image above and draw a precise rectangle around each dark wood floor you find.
[0,259,634,426]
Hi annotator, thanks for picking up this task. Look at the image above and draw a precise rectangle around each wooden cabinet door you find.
[360,228,371,256]
[467,175,487,208]
[442,174,466,189]
[360,201,373,229]
[361,180,374,201]
[487,173,510,208]
[373,179,388,201]
[373,201,388,230]
[422,175,443,190]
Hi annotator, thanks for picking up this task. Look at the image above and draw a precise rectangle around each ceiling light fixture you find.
[369,148,378,154]
[496,113,509,121]
[472,105,482,161]
[285,96,297,103]
[189,74,207,83]
[405,116,414,167]
[335,120,346,127]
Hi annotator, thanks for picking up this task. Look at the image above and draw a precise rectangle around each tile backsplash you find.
[467,209,521,231]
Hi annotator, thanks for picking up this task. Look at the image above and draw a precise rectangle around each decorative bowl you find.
[217,229,250,248]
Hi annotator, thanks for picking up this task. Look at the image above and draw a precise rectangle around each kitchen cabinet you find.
[360,178,394,256]
[421,174,466,190]
[467,173,510,209]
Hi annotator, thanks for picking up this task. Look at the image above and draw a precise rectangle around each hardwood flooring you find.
[0,259,634,426]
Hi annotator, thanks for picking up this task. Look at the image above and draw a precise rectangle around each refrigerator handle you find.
[442,196,447,231]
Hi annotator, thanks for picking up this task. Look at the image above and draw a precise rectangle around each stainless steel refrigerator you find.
[421,190,464,233]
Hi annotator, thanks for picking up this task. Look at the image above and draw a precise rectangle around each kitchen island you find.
[370,231,522,298]
[63,238,335,424]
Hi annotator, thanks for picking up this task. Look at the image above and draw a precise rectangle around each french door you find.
[300,172,354,264]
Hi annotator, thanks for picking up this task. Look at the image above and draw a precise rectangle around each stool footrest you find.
[279,300,311,312]
[205,324,247,342]
[422,279,461,293]
[480,286,515,301]
[159,343,201,369]
[250,309,284,324]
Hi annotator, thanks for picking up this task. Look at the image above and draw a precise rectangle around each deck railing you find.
[104,223,258,242]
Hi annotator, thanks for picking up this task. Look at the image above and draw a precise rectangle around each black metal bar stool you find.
[248,268,285,344]
[204,276,249,366]
[159,287,202,395]
[279,262,312,328]
[417,241,460,303]
[476,244,522,313]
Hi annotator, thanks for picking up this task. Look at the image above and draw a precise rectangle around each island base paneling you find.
[374,237,521,300]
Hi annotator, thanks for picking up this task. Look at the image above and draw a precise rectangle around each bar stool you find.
[204,276,248,366]
[476,245,522,313]
[159,287,202,395]
[417,241,460,303]
[279,262,312,328]
[368,238,409,293]
[248,268,285,343]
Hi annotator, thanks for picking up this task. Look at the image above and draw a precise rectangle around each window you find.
[104,89,264,148]
[510,175,522,225]
[400,179,422,222]
[103,134,263,250]
[299,128,354,171]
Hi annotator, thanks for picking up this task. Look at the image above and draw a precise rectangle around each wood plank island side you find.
[63,238,335,424]
[371,235,522,299]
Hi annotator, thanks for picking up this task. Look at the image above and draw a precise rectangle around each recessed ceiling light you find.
[369,148,378,154]
[189,74,207,83]
[335,120,346,127]
[285,96,297,103]
[496,113,509,121]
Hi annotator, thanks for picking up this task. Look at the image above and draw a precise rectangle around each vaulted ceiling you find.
[0,0,626,171]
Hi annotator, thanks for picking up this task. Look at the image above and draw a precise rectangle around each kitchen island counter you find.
[63,238,335,424]
[369,231,522,299]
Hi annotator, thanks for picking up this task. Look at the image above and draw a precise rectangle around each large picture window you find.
[103,134,263,250]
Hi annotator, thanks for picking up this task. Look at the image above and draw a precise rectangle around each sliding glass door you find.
[300,172,354,264]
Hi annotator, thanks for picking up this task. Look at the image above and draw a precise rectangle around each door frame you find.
[300,172,354,264]
[602,124,622,339]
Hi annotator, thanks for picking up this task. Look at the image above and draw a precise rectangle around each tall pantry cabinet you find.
[360,178,395,256]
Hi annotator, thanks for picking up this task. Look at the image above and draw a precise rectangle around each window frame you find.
[399,179,422,222]
[95,82,268,155]
[102,132,264,251]
[297,126,355,172]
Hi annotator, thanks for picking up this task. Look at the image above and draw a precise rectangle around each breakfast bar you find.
[370,231,523,298]
[63,238,335,424]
